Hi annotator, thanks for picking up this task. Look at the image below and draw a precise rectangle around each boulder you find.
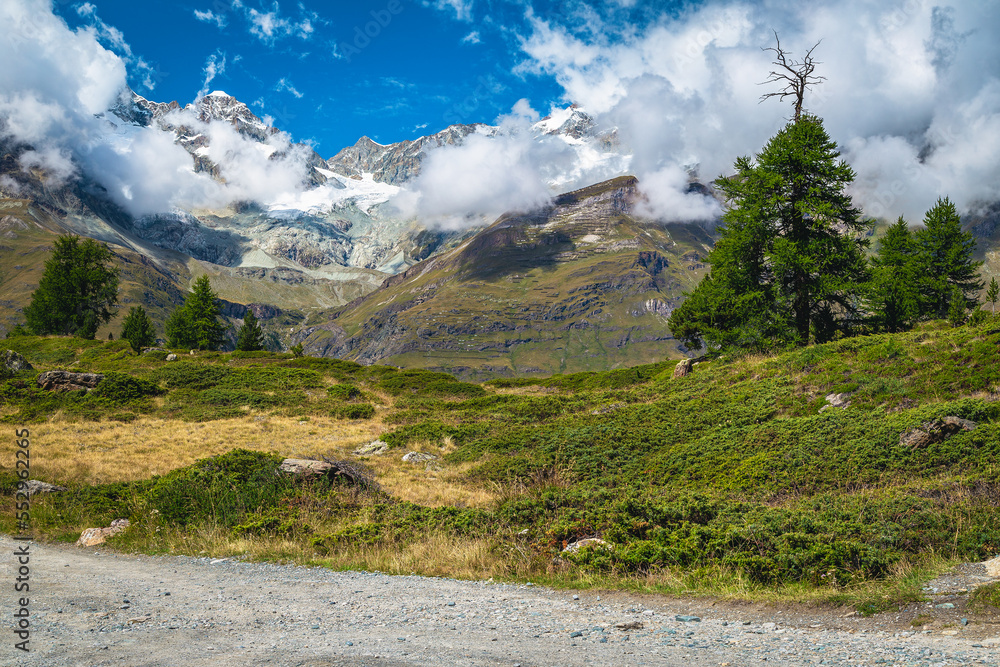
[21,480,67,496]
[562,537,610,554]
[820,392,852,412]
[76,519,130,547]
[402,451,437,464]
[353,439,389,456]
[672,359,693,378]
[36,370,104,392]
[279,457,379,491]
[166,353,178,361]
[899,416,977,449]
[1,350,32,373]
[142,347,167,354]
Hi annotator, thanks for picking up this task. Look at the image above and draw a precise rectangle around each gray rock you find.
[562,538,610,554]
[1,349,32,373]
[821,392,852,411]
[166,353,178,361]
[36,370,104,392]
[402,451,437,463]
[900,416,977,449]
[673,359,693,378]
[354,440,389,456]
[21,480,67,496]
[675,615,701,622]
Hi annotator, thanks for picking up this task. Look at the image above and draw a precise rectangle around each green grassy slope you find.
[3,316,999,608]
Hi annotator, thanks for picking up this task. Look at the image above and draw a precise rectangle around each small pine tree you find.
[866,217,922,333]
[165,276,227,351]
[915,197,983,319]
[987,277,999,314]
[235,309,265,352]
[121,305,157,353]
[948,286,967,327]
[290,342,304,358]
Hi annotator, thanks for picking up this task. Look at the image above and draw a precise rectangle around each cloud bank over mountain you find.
[514,0,1000,222]
[1,0,998,227]
[0,0,313,217]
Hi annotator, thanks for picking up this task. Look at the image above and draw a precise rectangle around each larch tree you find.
[669,36,868,352]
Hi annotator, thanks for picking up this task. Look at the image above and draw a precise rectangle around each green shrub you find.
[144,450,288,526]
[327,384,361,400]
[89,372,164,403]
[154,363,232,390]
[379,369,485,398]
[332,403,375,420]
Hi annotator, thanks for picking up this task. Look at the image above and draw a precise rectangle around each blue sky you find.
[53,0,677,156]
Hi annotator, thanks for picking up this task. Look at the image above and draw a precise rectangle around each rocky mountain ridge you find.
[291,175,717,378]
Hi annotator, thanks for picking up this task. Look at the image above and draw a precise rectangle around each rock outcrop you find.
[36,370,104,392]
[899,416,977,449]
[76,519,130,547]
[1,349,32,373]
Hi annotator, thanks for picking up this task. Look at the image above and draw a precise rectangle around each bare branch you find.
[758,31,826,121]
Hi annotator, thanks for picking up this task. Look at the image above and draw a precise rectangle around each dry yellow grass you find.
[13,414,499,510]
[17,414,385,485]
[129,524,535,581]
[359,436,499,508]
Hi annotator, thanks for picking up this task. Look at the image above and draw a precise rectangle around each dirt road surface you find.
[3,535,1000,666]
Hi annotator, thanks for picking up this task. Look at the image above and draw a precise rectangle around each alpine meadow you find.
[3,1,1000,664]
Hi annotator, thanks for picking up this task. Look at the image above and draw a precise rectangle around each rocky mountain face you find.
[0,86,715,363]
[326,124,488,185]
[291,176,717,379]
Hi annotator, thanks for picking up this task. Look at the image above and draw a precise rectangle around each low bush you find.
[331,403,375,420]
[89,372,164,403]
[327,384,361,400]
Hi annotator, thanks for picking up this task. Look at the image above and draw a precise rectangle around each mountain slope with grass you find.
[3,315,1000,613]
[293,176,716,379]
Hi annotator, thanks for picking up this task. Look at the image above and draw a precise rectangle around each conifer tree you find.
[235,309,265,352]
[866,217,922,332]
[915,197,983,319]
[985,276,998,314]
[165,276,227,351]
[947,286,967,327]
[24,235,119,339]
[668,114,869,351]
[121,305,156,353]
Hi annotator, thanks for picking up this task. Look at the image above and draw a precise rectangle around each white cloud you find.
[511,0,1000,223]
[461,31,481,44]
[196,52,227,100]
[392,102,580,227]
[0,0,314,217]
[246,2,316,43]
[194,9,228,29]
[425,0,474,22]
[72,0,164,92]
[274,78,304,99]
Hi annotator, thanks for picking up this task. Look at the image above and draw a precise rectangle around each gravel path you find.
[4,535,1000,666]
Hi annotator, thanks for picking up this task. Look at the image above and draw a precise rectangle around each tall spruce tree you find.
[165,276,227,351]
[24,235,119,339]
[866,217,922,332]
[987,277,999,314]
[235,309,265,352]
[915,197,983,319]
[668,114,869,352]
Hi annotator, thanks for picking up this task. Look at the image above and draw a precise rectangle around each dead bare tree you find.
[759,31,826,121]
